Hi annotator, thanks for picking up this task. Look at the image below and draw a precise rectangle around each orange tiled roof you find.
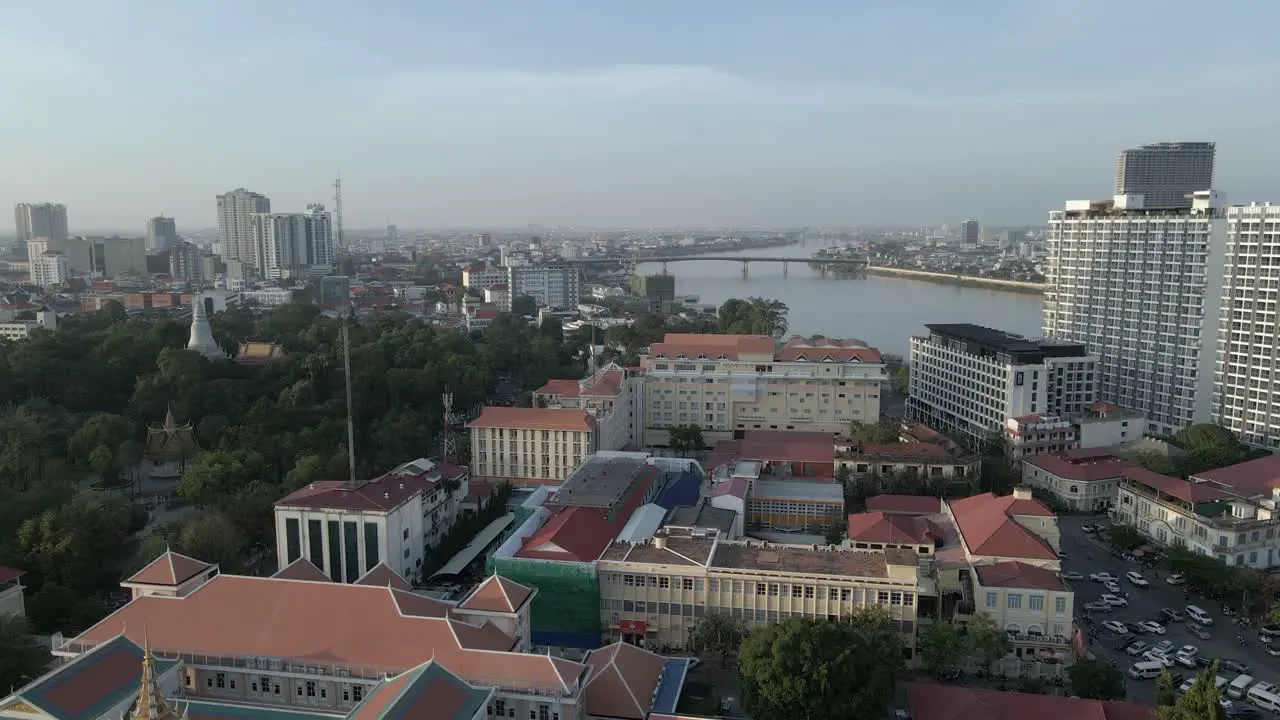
[865,494,942,515]
[271,558,329,582]
[845,512,936,545]
[582,642,667,720]
[457,575,534,614]
[535,379,580,398]
[354,563,413,591]
[648,333,776,361]
[467,406,594,432]
[125,550,213,586]
[776,335,882,363]
[907,682,1152,720]
[973,561,1067,592]
[947,493,1056,561]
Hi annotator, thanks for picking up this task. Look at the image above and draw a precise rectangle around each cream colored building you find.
[973,562,1075,647]
[469,406,597,486]
[640,334,886,447]
[598,530,922,659]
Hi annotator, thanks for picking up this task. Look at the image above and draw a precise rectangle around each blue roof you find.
[651,658,691,714]
[20,636,178,720]
[655,470,701,510]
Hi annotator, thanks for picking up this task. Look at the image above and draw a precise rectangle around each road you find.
[1058,515,1278,705]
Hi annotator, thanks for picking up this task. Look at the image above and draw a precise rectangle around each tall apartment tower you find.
[1214,203,1280,448]
[215,189,270,271]
[1115,142,1215,209]
[146,216,178,252]
[960,219,980,245]
[1043,190,1228,436]
[15,203,69,245]
[250,205,334,279]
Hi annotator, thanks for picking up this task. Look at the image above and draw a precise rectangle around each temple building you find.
[145,408,198,479]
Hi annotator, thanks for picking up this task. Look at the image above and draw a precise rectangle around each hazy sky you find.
[5,1,1280,231]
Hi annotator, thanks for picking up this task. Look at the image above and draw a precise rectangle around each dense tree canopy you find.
[738,611,902,720]
[1067,658,1126,700]
[718,297,790,337]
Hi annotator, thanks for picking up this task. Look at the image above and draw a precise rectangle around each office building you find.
[1214,203,1280,447]
[386,224,398,244]
[215,188,270,270]
[273,457,469,585]
[906,324,1098,448]
[468,406,598,486]
[62,235,149,277]
[1043,191,1227,435]
[146,216,178,252]
[1115,141,1215,210]
[251,205,334,279]
[960,219,980,245]
[534,362,644,452]
[506,266,580,310]
[30,251,69,287]
[14,202,68,245]
[640,333,886,447]
[630,273,675,311]
[462,266,507,291]
[168,241,205,283]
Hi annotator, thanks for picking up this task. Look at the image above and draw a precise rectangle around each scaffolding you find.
[492,556,601,650]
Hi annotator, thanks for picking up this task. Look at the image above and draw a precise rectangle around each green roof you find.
[20,636,178,720]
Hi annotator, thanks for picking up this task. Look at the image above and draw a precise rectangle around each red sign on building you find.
[619,620,647,634]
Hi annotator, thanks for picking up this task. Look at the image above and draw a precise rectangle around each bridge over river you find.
[567,254,868,279]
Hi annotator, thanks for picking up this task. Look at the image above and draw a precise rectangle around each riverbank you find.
[865,265,1045,295]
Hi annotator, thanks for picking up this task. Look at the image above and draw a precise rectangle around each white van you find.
[1248,684,1280,713]
[1186,605,1214,626]
[1129,661,1165,679]
[1227,674,1254,699]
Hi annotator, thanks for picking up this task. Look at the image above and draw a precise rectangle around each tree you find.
[689,612,746,668]
[0,615,51,690]
[1134,449,1177,476]
[964,613,1012,672]
[667,424,705,455]
[846,420,900,446]
[824,516,846,546]
[177,511,246,573]
[1177,424,1246,476]
[738,611,902,720]
[1155,663,1226,720]
[67,412,134,465]
[1156,669,1178,706]
[919,621,967,680]
[718,297,789,337]
[18,492,132,594]
[891,366,910,397]
[1107,523,1146,551]
[1067,658,1126,701]
[177,449,268,507]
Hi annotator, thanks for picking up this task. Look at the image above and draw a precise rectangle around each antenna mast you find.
[441,390,456,462]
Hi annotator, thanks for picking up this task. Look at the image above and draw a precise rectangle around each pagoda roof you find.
[145,408,197,461]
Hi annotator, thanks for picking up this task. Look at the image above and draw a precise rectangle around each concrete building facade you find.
[14,202,68,245]
[468,407,597,486]
[1114,141,1215,210]
[30,251,69,287]
[146,216,178,252]
[506,266,580,310]
[215,189,271,271]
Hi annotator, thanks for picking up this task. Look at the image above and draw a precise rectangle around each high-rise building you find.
[1043,190,1227,436]
[14,202,68,245]
[30,251,69,287]
[1214,203,1280,448]
[250,205,333,279]
[1114,142,1215,210]
[215,189,270,270]
[960,219,980,245]
[386,224,399,244]
[906,323,1098,447]
[169,241,205,283]
[146,216,178,252]
[61,235,149,277]
[505,266,580,311]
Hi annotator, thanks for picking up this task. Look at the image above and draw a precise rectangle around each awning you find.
[428,514,515,578]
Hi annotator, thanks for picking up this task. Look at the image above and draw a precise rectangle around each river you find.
[637,243,1044,357]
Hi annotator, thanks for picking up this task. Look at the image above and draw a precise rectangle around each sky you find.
[4,1,1280,231]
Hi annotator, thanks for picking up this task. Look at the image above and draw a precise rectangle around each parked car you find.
[1143,650,1175,667]
[1125,621,1147,635]
[1084,601,1113,612]
[1060,571,1084,581]
[1101,593,1129,607]
[1160,607,1185,622]
[1190,626,1211,641]
[1115,637,1140,651]
[1220,659,1251,674]
[1176,653,1198,669]
[1167,573,1186,585]
[1126,641,1150,656]
[1126,571,1149,587]
[1090,572,1118,582]
[1138,621,1166,635]
[1152,640,1175,654]
[1103,620,1130,635]
[1103,580,1122,593]
[1081,523,1101,533]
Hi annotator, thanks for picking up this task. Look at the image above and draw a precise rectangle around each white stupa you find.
[186,293,224,359]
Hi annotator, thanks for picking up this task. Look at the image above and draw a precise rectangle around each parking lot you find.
[1059,515,1280,706]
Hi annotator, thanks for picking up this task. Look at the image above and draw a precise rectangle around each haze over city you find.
[6,0,1280,230]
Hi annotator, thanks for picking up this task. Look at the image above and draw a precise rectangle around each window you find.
[307,519,324,568]
[682,578,694,590]
[792,585,803,598]
[285,518,301,564]
[215,673,226,689]
[353,686,363,702]
[804,586,815,599]
[756,583,766,596]
[1007,594,1022,609]
[364,522,380,570]
[306,681,316,697]
[327,520,342,582]
[1028,595,1044,611]
[903,592,914,607]
[890,592,902,605]
[986,592,997,609]
[659,576,670,589]
[1055,597,1067,614]
[623,575,635,586]
[877,590,889,604]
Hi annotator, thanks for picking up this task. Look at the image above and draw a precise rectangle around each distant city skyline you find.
[5,2,1280,228]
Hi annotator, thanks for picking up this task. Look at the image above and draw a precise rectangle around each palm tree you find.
[746,297,789,338]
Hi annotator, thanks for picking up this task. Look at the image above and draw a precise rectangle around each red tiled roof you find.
[275,458,465,512]
[846,512,936,545]
[709,430,834,466]
[712,477,749,499]
[125,550,213,586]
[776,335,883,363]
[1193,454,1280,497]
[648,333,776,361]
[0,565,25,584]
[355,563,413,591]
[974,561,1067,592]
[351,661,492,720]
[857,442,949,459]
[472,308,499,320]
[516,506,616,562]
[1123,467,1232,504]
[535,379,581,398]
[580,369,623,397]
[865,494,942,515]
[271,558,329,582]
[947,493,1056,561]
[1025,453,1132,482]
[457,575,534,614]
[467,406,594,432]
[907,682,1152,720]
[582,642,668,720]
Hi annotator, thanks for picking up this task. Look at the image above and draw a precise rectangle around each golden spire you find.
[131,624,182,720]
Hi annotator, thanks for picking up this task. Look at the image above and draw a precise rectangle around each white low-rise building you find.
[1022,450,1131,512]
[273,458,469,586]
